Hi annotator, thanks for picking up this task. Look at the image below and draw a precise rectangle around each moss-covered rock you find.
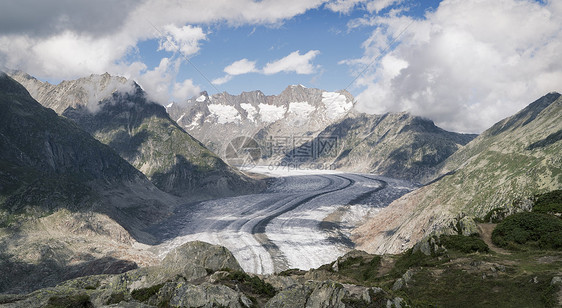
[162,241,243,273]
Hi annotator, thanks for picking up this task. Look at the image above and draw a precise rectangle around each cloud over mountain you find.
[0,0,326,104]
[347,0,562,133]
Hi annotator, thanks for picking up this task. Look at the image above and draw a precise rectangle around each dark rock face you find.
[0,72,142,213]
[0,73,181,294]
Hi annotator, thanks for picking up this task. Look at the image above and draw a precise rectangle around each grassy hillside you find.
[353,93,562,254]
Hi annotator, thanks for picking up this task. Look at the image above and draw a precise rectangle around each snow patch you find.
[196,94,207,102]
[187,112,202,128]
[322,92,353,120]
[287,102,316,126]
[290,84,307,88]
[208,104,241,124]
[176,113,186,123]
[258,103,286,123]
[166,102,174,108]
[240,103,258,122]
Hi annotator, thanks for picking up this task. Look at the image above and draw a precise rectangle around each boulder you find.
[306,281,346,308]
[170,282,252,308]
[458,216,479,236]
[265,284,311,308]
[162,241,243,272]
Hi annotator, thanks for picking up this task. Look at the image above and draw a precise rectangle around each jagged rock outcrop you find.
[167,85,355,161]
[170,283,253,308]
[9,71,262,198]
[0,241,253,307]
[7,70,132,114]
[353,92,562,254]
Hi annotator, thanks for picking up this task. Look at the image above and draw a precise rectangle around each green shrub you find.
[131,283,164,302]
[106,292,125,305]
[439,234,490,253]
[223,271,276,297]
[482,207,511,223]
[338,256,364,269]
[361,256,382,281]
[277,268,307,276]
[334,255,382,283]
[533,190,562,216]
[492,212,562,250]
[391,249,446,278]
[46,294,93,308]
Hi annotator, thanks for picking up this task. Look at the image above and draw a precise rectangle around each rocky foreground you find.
[2,225,561,308]
[0,241,406,308]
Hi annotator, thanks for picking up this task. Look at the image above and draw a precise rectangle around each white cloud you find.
[158,25,207,56]
[135,58,177,104]
[129,0,327,28]
[173,78,201,101]
[263,50,321,75]
[348,0,562,133]
[326,0,365,13]
[212,58,258,85]
[131,57,199,105]
[213,53,319,85]
[366,0,402,13]
[0,0,327,102]
[224,59,258,75]
[212,74,233,86]
[326,0,401,13]
[0,31,134,80]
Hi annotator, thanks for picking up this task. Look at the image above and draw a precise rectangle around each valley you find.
[148,169,415,274]
[1,71,560,306]
[1,0,561,305]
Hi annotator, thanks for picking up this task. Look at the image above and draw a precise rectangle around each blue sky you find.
[133,1,443,96]
[0,0,560,133]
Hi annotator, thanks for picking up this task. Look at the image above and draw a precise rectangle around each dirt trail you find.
[478,223,510,254]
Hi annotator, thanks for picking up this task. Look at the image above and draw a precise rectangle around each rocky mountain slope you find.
[0,73,179,292]
[286,111,476,183]
[353,92,562,254]
[9,71,262,198]
[166,85,355,160]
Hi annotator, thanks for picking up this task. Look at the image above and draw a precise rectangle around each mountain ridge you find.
[352,92,562,254]
[166,85,355,157]
[285,111,476,183]
[8,71,263,199]
[0,72,181,292]
[168,84,475,183]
